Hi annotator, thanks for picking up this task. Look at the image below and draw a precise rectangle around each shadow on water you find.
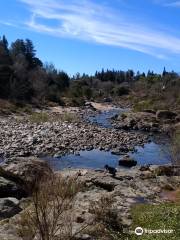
[45,108,172,171]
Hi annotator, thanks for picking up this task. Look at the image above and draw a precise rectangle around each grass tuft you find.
[29,112,49,123]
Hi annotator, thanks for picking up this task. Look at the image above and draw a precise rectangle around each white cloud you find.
[165,1,180,6]
[155,0,180,7]
[5,0,180,58]
[0,20,18,27]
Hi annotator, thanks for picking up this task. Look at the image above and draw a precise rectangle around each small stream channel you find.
[87,108,127,128]
[46,107,172,170]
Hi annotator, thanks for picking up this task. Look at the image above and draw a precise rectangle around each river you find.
[46,107,172,170]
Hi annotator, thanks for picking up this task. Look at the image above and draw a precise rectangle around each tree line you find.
[0,35,70,105]
[0,35,179,106]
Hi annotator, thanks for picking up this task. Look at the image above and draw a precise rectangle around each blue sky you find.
[0,0,180,75]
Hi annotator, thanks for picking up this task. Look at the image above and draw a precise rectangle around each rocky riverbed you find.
[0,110,148,161]
[0,103,179,239]
[112,110,180,133]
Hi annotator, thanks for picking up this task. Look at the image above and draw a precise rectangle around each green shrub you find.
[114,86,130,96]
[68,97,85,107]
[133,100,154,112]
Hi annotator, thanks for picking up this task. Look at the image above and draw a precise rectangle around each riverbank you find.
[0,157,180,240]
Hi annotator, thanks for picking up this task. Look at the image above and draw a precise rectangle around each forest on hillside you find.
[0,35,180,110]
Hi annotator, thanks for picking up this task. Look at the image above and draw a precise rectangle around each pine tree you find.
[0,35,11,64]
[10,39,26,59]
[162,67,167,76]
[25,39,36,67]
[25,39,42,69]
[2,35,9,52]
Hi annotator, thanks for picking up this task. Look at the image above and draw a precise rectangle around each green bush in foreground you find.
[130,203,180,240]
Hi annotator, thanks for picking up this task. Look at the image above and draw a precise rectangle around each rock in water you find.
[119,156,137,167]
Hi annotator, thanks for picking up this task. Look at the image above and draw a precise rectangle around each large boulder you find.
[175,115,180,123]
[119,156,137,168]
[0,177,26,199]
[84,102,96,111]
[0,197,22,220]
[156,110,177,121]
[150,165,180,176]
[0,157,53,193]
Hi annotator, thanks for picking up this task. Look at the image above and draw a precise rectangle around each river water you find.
[47,108,172,170]
[87,108,127,128]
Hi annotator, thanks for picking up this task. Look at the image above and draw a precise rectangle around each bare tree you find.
[29,67,49,104]
[17,174,81,240]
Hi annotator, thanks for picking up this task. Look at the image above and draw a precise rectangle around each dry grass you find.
[29,111,80,124]
[0,99,34,115]
[59,112,80,123]
[29,112,50,123]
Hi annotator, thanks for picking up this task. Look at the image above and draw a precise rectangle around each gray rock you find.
[0,197,22,220]
[156,110,177,120]
[0,114,148,160]
[151,165,180,176]
[76,234,94,240]
[119,156,137,167]
[113,111,162,132]
[0,157,53,193]
[0,177,26,199]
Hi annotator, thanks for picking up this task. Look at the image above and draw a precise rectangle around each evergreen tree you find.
[25,39,42,69]
[2,35,9,52]
[10,39,26,59]
[0,35,11,65]
[25,39,36,68]
[162,67,167,77]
